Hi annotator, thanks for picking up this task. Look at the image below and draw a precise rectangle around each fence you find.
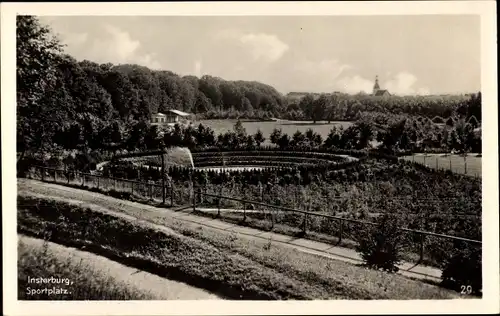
[190,188,481,267]
[403,154,482,178]
[27,166,192,207]
[26,165,481,268]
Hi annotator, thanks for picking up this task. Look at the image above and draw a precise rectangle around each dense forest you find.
[17,16,482,165]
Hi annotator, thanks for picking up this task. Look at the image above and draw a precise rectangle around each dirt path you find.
[17,178,443,282]
[18,235,221,300]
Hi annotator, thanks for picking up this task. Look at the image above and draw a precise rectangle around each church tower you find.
[372,75,380,95]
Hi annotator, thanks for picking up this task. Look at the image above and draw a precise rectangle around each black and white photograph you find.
[2,1,498,315]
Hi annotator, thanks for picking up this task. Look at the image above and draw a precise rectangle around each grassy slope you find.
[18,236,156,300]
[17,180,460,300]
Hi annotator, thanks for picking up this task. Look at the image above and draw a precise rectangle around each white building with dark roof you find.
[151,109,192,126]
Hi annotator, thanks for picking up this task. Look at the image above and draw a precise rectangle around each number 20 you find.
[461,285,473,294]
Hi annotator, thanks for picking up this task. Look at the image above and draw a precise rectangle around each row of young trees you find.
[266,115,481,154]
[127,113,480,157]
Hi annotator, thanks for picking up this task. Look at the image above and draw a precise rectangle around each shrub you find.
[445,117,455,127]
[355,214,407,273]
[441,244,482,295]
[467,115,479,129]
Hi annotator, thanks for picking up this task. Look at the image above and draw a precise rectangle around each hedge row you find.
[191,150,354,161]
[191,146,370,157]
[193,155,343,165]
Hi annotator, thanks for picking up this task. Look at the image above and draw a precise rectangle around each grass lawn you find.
[401,154,482,177]
[197,119,353,144]
[17,180,462,300]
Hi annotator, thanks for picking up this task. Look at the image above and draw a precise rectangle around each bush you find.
[432,116,445,124]
[441,245,482,295]
[355,214,407,273]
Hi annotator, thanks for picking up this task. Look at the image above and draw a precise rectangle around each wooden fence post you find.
[419,233,425,263]
[243,202,246,222]
[161,154,166,205]
[82,172,85,186]
[217,189,221,218]
[41,168,45,181]
[302,213,307,234]
[54,170,57,182]
[192,187,196,212]
[170,185,174,207]
[338,219,343,244]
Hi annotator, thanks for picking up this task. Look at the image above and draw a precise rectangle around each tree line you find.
[124,114,480,158]
[17,16,482,166]
[283,92,481,123]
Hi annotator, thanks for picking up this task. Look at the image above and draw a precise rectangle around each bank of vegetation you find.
[17,192,463,300]
[17,16,482,296]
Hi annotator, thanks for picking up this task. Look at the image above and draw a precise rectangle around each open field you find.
[401,154,482,177]
[18,235,219,300]
[17,179,462,300]
[197,119,354,143]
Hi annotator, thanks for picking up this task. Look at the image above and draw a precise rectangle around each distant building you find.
[372,75,391,97]
[374,90,391,97]
[151,109,191,126]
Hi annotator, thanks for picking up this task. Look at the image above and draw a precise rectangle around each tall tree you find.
[253,129,265,147]
[17,16,63,161]
[270,128,283,146]
[309,94,329,123]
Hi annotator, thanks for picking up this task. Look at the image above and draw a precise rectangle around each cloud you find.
[335,72,431,95]
[194,60,202,77]
[280,58,351,92]
[293,59,351,77]
[214,29,289,62]
[416,87,431,95]
[383,72,430,95]
[62,32,88,47]
[103,25,141,62]
[337,75,374,94]
[59,24,162,69]
[239,33,289,62]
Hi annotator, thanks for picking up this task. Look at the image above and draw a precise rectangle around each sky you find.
[39,15,480,95]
